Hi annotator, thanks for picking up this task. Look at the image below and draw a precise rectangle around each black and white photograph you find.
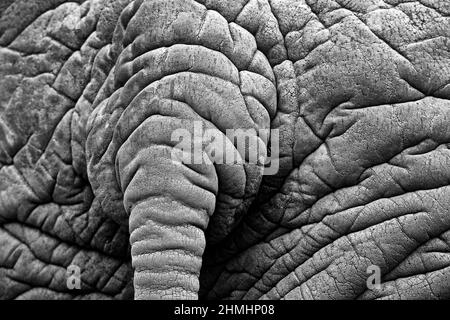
[0,0,449,314]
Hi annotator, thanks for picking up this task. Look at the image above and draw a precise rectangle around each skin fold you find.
[0,0,449,299]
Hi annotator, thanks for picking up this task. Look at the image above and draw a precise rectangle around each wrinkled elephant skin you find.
[1,0,450,300]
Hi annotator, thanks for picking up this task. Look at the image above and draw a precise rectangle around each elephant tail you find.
[116,117,218,298]
[86,0,276,299]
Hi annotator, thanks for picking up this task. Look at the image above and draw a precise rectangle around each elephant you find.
[0,0,450,300]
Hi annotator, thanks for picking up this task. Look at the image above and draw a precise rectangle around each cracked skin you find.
[0,0,450,299]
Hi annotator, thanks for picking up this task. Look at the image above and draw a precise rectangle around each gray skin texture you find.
[1,0,450,300]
